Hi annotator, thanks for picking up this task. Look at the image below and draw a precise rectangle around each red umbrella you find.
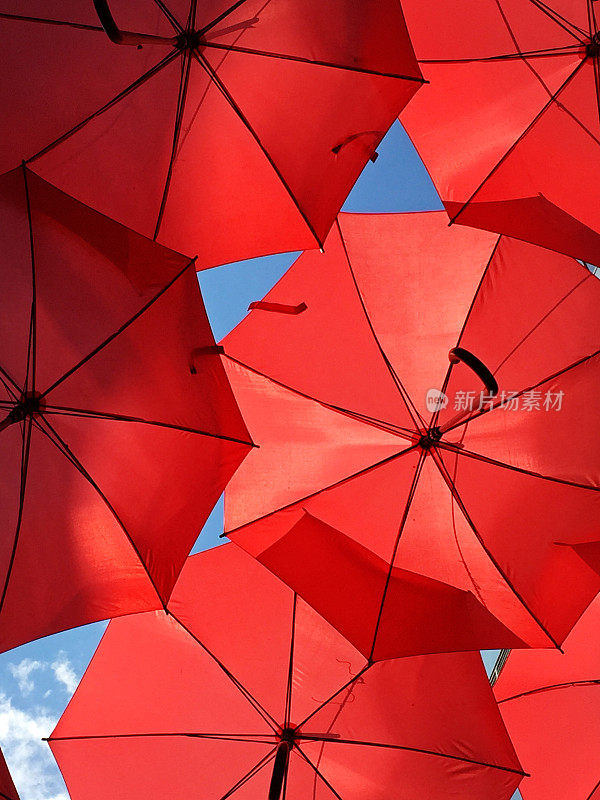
[0,750,18,800]
[399,0,600,266]
[221,211,600,661]
[1,0,422,268]
[494,594,600,800]
[48,544,525,800]
[0,165,252,652]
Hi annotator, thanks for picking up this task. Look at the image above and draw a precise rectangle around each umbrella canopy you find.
[0,749,19,800]
[494,594,600,800]
[0,165,252,652]
[49,543,525,800]
[1,0,422,268]
[399,0,600,267]
[222,211,600,661]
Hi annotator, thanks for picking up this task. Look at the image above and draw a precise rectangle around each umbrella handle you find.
[448,347,498,397]
[92,0,176,46]
[268,741,291,800]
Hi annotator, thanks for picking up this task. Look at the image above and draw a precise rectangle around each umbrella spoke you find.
[223,354,416,440]
[27,49,182,164]
[521,0,588,41]
[198,0,254,37]
[0,417,33,617]
[222,446,418,539]
[200,40,426,82]
[296,666,371,731]
[41,405,255,448]
[335,220,426,430]
[169,612,281,731]
[0,12,104,34]
[283,594,297,728]
[39,255,196,398]
[151,0,185,33]
[419,44,583,63]
[448,57,587,227]
[21,166,37,397]
[30,414,166,608]
[193,49,324,250]
[48,731,278,744]
[443,345,600,436]
[219,747,278,800]
[154,49,194,240]
[297,736,527,776]
[368,450,428,661]
[431,448,562,648]
[294,745,346,800]
[498,678,600,704]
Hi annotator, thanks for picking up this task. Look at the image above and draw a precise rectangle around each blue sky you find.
[0,123,520,799]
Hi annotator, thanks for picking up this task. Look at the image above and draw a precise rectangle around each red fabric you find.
[223,212,600,659]
[400,0,600,266]
[50,545,524,800]
[3,0,421,268]
[0,748,18,800]
[495,595,600,800]
[0,166,251,652]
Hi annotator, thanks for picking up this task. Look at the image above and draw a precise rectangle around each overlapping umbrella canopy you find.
[400,0,600,265]
[49,544,524,800]
[1,0,423,267]
[222,211,600,660]
[494,594,600,799]
[0,750,18,800]
[0,165,252,652]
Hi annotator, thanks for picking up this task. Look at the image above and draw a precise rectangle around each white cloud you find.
[50,654,78,696]
[7,660,44,697]
[0,692,67,800]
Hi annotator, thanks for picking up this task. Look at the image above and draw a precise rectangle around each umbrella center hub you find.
[277,725,299,746]
[9,391,45,424]
[587,32,600,57]
[176,29,205,51]
[418,427,441,450]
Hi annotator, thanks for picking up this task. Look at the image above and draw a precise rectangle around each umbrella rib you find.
[522,0,588,40]
[585,777,600,800]
[448,57,587,226]
[22,165,37,396]
[334,219,426,431]
[294,746,345,800]
[0,11,105,33]
[222,446,418,540]
[151,0,184,33]
[0,417,33,618]
[199,40,425,82]
[367,450,428,662]
[219,747,278,800]
[48,732,277,744]
[283,593,298,728]
[198,0,253,37]
[493,272,593,375]
[222,353,416,439]
[592,45,600,129]
[297,736,527,776]
[27,49,181,164]
[430,448,563,649]
[430,235,502,432]
[443,344,600,437]
[31,415,167,608]
[153,47,193,241]
[419,44,582,63]
[295,665,371,731]
[0,367,20,399]
[498,679,600,704]
[169,612,280,731]
[437,440,600,493]
[193,50,324,250]
[41,406,256,449]
[39,255,196,398]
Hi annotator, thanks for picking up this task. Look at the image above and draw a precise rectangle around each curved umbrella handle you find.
[268,741,291,800]
[93,0,176,46]
[448,347,498,397]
